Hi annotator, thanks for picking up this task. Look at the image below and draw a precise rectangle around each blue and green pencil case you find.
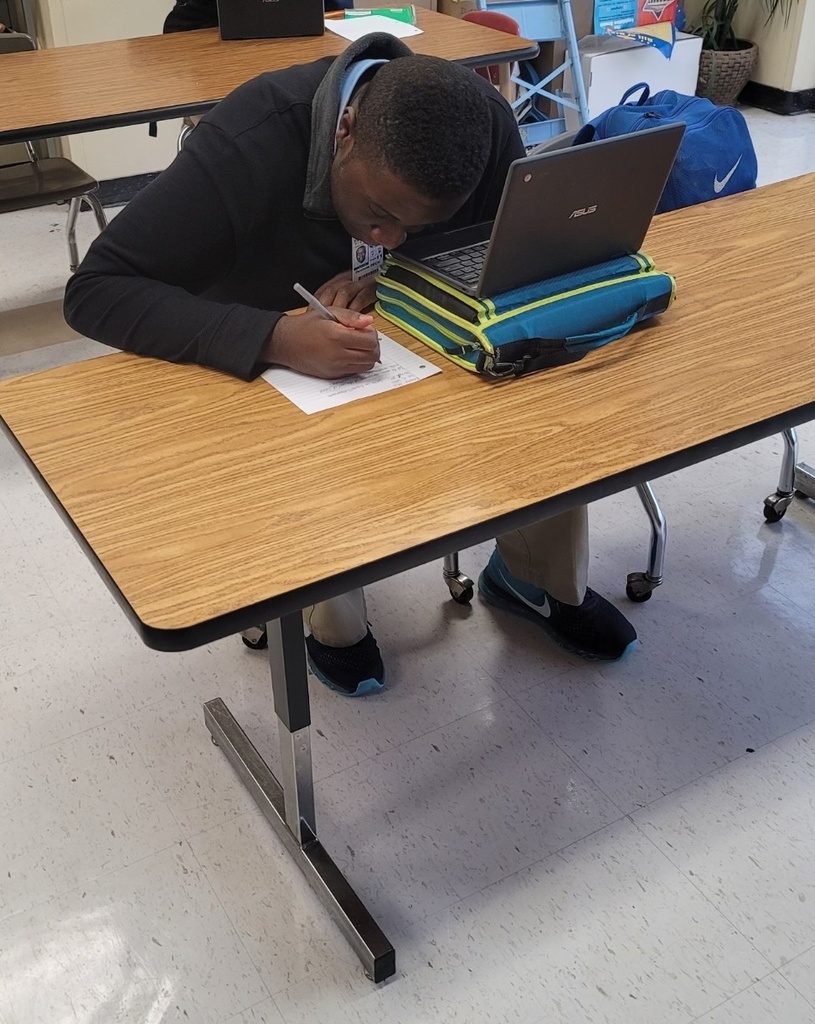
[375,252,676,379]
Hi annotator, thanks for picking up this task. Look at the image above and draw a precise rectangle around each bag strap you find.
[574,81,652,145]
[619,82,651,106]
[487,305,652,377]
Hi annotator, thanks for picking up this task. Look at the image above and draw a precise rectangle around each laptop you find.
[396,123,685,297]
[216,0,324,40]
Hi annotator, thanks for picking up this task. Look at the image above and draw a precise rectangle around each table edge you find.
[0,103,219,146]
[4,399,813,652]
[0,43,539,144]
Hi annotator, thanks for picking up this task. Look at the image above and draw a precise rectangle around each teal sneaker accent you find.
[305,629,385,697]
[479,549,637,661]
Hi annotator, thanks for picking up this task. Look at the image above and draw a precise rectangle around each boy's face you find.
[331,108,464,250]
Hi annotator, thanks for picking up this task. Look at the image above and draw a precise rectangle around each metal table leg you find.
[497,62,514,104]
[203,612,395,983]
[763,428,799,521]
[626,481,667,602]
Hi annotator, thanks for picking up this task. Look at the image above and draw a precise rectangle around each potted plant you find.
[693,0,796,104]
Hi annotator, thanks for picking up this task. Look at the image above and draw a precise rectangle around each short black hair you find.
[353,55,492,201]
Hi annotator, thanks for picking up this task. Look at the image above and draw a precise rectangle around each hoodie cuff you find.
[204,305,284,381]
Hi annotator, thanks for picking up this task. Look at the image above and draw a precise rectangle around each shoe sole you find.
[307,656,385,697]
[478,569,636,663]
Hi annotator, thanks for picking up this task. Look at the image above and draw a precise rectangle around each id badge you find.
[351,238,384,282]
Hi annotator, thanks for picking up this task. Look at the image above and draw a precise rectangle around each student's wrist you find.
[262,315,292,366]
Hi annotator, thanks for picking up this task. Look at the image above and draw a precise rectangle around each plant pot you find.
[696,40,759,106]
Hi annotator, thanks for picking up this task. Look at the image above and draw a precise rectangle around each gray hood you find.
[303,32,413,219]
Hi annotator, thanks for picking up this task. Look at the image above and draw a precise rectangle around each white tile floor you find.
[1,107,815,1024]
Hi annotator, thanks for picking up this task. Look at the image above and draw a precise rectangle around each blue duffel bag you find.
[574,83,758,212]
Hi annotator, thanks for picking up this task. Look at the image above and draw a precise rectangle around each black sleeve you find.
[163,0,219,32]
[63,122,282,382]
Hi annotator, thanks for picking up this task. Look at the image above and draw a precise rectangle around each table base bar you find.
[794,462,815,500]
[203,697,396,983]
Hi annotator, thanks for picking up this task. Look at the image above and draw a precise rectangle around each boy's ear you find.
[335,106,357,153]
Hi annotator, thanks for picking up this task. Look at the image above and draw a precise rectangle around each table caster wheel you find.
[445,572,474,604]
[241,625,268,650]
[626,571,657,603]
[762,494,791,522]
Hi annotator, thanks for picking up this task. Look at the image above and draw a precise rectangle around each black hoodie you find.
[63,35,525,380]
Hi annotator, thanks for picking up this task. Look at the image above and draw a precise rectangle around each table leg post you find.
[203,613,395,982]
[267,614,316,842]
[498,62,514,104]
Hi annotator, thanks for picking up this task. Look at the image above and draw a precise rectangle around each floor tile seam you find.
[179,834,275,1005]
[686,966,808,1022]
[627,812,783,974]
[765,575,815,618]
[215,993,287,1024]
[507,691,631,817]
[0,835,185,927]
[0,693,173,769]
[301,690,513,786]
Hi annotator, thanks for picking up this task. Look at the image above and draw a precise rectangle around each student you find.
[64,35,636,696]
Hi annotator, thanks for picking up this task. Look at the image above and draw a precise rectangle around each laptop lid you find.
[217,0,324,39]
[398,123,685,297]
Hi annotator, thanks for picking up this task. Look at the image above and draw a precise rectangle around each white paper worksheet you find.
[324,15,423,41]
[261,332,440,414]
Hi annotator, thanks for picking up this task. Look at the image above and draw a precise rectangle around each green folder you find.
[345,7,417,24]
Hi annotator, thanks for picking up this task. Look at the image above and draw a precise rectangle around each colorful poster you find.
[594,0,677,57]
[638,0,678,23]
[593,0,637,34]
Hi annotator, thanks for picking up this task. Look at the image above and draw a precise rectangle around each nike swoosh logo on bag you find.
[713,155,743,194]
[498,567,552,618]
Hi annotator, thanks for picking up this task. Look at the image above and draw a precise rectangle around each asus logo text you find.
[569,205,597,219]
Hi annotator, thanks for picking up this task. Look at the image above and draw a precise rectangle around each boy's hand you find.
[264,308,380,378]
[315,271,378,312]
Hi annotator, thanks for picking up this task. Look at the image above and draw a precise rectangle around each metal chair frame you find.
[476,0,590,146]
[0,31,107,271]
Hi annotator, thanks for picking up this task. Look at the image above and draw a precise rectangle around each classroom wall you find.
[31,0,181,179]
[789,0,815,90]
[684,0,814,92]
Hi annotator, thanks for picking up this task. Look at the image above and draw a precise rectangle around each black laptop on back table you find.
[217,0,324,39]
[396,123,685,297]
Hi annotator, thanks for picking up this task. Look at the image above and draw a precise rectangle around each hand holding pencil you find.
[261,282,381,378]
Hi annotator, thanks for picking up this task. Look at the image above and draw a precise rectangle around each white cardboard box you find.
[564,32,703,130]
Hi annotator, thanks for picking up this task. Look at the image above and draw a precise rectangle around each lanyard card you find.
[352,238,384,282]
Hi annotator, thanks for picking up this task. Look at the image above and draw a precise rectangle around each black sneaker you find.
[242,625,385,696]
[478,548,637,661]
[305,629,385,696]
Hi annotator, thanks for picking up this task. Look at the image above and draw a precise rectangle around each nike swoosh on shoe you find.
[496,567,552,618]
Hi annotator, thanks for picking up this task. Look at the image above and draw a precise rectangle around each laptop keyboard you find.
[424,241,489,287]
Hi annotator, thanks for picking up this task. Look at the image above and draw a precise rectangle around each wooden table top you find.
[2,174,815,646]
[0,10,537,145]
